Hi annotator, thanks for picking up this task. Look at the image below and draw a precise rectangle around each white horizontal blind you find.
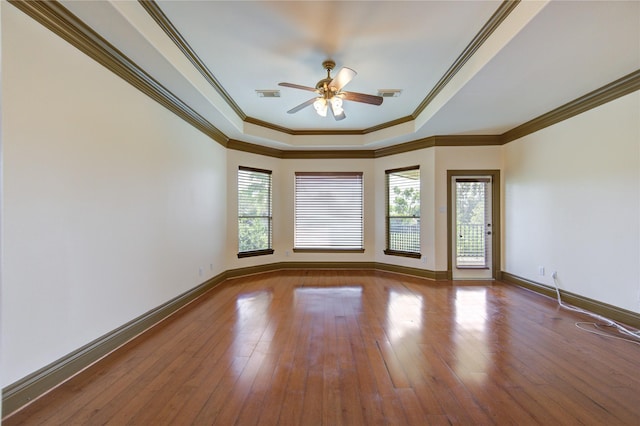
[386,166,420,254]
[295,172,363,250]
[238,167,272,254]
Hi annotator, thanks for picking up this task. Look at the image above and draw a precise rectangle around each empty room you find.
[2,0,639,424]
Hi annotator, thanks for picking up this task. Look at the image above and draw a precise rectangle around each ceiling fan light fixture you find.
[279,60,383,120]
[313,98,328,117]
[330,96,344,115]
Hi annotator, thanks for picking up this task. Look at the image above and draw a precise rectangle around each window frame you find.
[293,171,364,253]
[384,165,421,259]
[237,166,274,258]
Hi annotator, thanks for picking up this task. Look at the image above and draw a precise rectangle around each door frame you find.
[446,170,501,280]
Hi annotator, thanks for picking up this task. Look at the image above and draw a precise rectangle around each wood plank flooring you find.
[4,270,640,425]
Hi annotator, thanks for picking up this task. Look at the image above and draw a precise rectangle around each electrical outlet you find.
[199,267,203,277]
[285,250,290,257]
[538,266,545,276]
[422,255,427,264]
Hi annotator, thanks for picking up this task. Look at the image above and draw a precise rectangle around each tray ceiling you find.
[58,0,640,150]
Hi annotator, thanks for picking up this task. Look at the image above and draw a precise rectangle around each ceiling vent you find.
[256,90,280,98]
[377,89,402,98]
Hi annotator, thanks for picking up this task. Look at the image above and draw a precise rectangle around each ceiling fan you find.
[279,60,383,121]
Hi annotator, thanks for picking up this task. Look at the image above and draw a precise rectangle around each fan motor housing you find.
[317,60,337,94]
[322,59,336,71]
[315,78,332,92]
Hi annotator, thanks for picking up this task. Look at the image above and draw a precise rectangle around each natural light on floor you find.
[454,288,490,384]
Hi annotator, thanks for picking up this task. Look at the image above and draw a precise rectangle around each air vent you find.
[256,90,280,98]
[377,89,402,98]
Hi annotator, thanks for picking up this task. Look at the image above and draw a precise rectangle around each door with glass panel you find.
[451,176,493,280]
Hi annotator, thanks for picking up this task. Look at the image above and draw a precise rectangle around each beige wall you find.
[503,92,640,313]
[3,0,639,397]
[227,145,504,275]
[373,149,436,269]
[1,4,228,386]
[227,151,378,268]
[433,146,504,271]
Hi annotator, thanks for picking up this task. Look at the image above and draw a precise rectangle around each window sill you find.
[237,249,275,259]
[293,248,365,254]
[383,249,421,259]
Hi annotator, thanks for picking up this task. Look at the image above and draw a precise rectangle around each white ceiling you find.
[60,0,640,150]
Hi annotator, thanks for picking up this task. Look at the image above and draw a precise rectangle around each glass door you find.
[452,176,493,280]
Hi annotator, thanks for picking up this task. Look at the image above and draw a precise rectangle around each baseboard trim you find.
[12,265,638,418]
[501,271,640,329]
[0,262,464,417]
[224,261,379,280]
[2,272,227,418]
[375,262,448,280]
[224,261,447,281]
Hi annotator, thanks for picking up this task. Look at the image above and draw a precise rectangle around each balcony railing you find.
[457,223,486,267]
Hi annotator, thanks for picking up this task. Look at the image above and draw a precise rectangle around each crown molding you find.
[245,115,417,137]
[413,0,520,118]
[244,117,365,136]
[373,135,503,158]
[227,135,503,159]
[243,117,298,136]
[282,150,375,160]
[141,0,520,138]
[227,139,285,158]
[232,70,640,158]
[363,115,415,135]
[500,69,640,143]
[8,0,230,147]
[241,0,522,135]
[138,0,246,121]
[9,1,639,160]
[227,140,376,159]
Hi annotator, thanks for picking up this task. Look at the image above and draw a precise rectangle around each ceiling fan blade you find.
[329,102,346,121]
[279,82,318,93]
[286,97,317,114]
[342,91,384,106]
[328,67,357,91]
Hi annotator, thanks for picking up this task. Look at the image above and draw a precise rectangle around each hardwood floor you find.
[4,270,640,425]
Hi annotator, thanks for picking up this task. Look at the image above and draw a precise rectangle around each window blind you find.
[238,166,273,257]
[385,166,420,256]
[294,172,363,250]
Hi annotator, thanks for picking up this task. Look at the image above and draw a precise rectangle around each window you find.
[385,166,420,258]
[294,172,364,251]
[238,166,273,258]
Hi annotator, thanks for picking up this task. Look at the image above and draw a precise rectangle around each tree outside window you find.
[238,167,273,258]
[385,166,421,257]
